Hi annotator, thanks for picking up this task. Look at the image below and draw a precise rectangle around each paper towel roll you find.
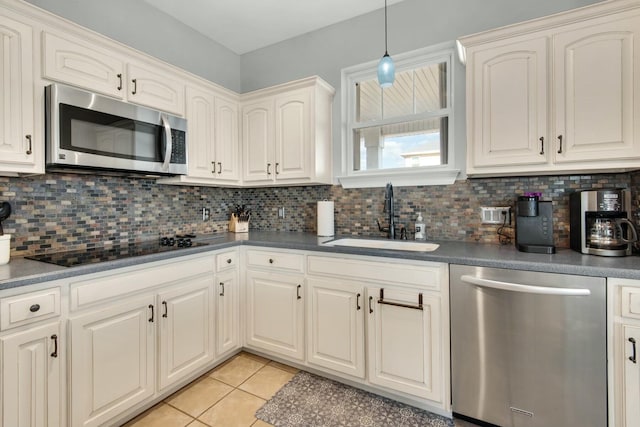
[317,201,335,236]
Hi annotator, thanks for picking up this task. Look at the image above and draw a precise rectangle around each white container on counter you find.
[0,234,11,265]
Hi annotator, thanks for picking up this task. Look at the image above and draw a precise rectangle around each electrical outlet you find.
[481,206,511,224]
[278,207,286,219]
[202,207,210,221]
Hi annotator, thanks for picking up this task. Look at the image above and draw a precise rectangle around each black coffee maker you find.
[515,194,556,254]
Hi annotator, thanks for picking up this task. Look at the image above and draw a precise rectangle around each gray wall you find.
[25,0,242,92]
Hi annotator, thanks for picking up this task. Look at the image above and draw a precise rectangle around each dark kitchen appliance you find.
[450,265,607,427]
[515,195,555,254]
[45,83,187,176]
[25,236,205,267]
[570,188,638,256]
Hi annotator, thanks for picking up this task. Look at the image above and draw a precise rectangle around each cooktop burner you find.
[26,236,206,268]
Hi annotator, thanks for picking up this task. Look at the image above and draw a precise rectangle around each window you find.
[339,43,461,188]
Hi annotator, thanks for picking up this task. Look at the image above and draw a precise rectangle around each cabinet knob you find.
[227,258,232,264]
[29,304,40,312]
[269,258,274,264]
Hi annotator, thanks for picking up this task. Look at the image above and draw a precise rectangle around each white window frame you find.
[338,41,461,188]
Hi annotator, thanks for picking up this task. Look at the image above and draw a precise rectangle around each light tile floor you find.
[122,351,479,427]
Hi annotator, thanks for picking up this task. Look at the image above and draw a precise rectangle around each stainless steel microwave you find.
[45,83,187,176]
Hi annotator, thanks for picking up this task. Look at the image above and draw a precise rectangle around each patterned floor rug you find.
[255,371,454,427]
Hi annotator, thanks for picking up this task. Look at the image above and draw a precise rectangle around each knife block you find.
[229,214,249,233]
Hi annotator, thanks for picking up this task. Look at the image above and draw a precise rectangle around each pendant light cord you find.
[384,0,389,55]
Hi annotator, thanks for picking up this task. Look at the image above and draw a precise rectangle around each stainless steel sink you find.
[323,238,439,252]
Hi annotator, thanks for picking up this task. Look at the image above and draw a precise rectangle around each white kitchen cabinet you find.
[1,321,62,427]
[241,76,334,186]
[157,277,214,391]
[307,277,365,378]
[245,269,305,361]
[185,85,216,178]
[367,286,443,402]
[460,1,640,177]
[216,271,240,357]
[214,96,241,181]
[0,10,41,175]
[42,31,185,116]
[70,294,155,427]
[610,278,640,427]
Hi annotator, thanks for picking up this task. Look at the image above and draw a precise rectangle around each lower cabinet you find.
[307,277,365,378]
[306,254,449,409]
[69,270,214,427]
[367,286,443,402]
[215,269,241,357]
[610,278,640,427]
[1,321,62,427]
[245,270,305,361]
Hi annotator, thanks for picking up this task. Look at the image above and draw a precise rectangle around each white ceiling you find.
[142,0,406,55]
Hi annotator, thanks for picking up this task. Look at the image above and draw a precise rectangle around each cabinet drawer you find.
[308,255,444,290]
[1,287,61,330]
[246,249,304,273]
[216,250,238,272]
[622,286,640,319]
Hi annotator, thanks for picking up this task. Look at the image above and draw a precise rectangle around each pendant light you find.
[377,0,395,88]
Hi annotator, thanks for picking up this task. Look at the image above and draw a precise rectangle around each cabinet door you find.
[0,15,37,173]
[245,271,304,360]
[214,97,241,182]
[468,37,548,169]
[367,286,443,402]
[70,294,155,427]
[185,86,215,178]
[157,276,214,391]
[274,89,311,181]
[126,63,185,116]
[242,99,274,183]
[42,31,124,99]
[1,321,61,427]
[216,270,240,357]
[553,15,640,164]
[624,325,640,426]
[307,278,365,378]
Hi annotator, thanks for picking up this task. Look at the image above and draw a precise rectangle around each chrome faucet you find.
[384,183,395,240]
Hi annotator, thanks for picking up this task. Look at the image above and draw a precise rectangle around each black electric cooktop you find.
[26,238,207,268]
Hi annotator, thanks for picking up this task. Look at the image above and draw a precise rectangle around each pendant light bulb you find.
[377,0,395,88]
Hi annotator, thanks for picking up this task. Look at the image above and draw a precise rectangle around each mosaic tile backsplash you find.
[0,172,638,256]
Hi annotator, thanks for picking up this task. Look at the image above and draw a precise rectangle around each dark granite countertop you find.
[2,231,640,291]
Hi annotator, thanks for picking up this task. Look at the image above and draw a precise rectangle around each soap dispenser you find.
[415,212,426,240]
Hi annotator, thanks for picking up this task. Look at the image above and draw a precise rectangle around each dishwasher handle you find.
[460,275,591,296]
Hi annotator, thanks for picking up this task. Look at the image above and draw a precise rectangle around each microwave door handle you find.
[160,114,172,172]
[460,275,591,296]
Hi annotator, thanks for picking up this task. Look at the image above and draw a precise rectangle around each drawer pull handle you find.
[227,258,232,264]
[269,258,274,264]
[630,337,637,364]
[369,296,374,314]
[297,284,302,300]
[356,293,361,311]
[162,301,168,318]
[117,73,122,90]
[378,288,423,311]
[275,162,280,175]
[557,135,563,154]
[218,162,222,174]
[212,162,216,173]
[25,134,33,155]
[148,304,154,322]
[267,163,272,175]
[539,136,544,155]
[51,334,58,358]
[220,282,225,296]
[132,78,137,95]
[30,304,41,312]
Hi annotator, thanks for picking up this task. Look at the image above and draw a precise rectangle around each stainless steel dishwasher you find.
[450,265,607,427]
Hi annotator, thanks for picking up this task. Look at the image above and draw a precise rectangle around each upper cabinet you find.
[42,31,185,116]
[241,77,335,186]
[459,0,640,177]
[0,10,42,175]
